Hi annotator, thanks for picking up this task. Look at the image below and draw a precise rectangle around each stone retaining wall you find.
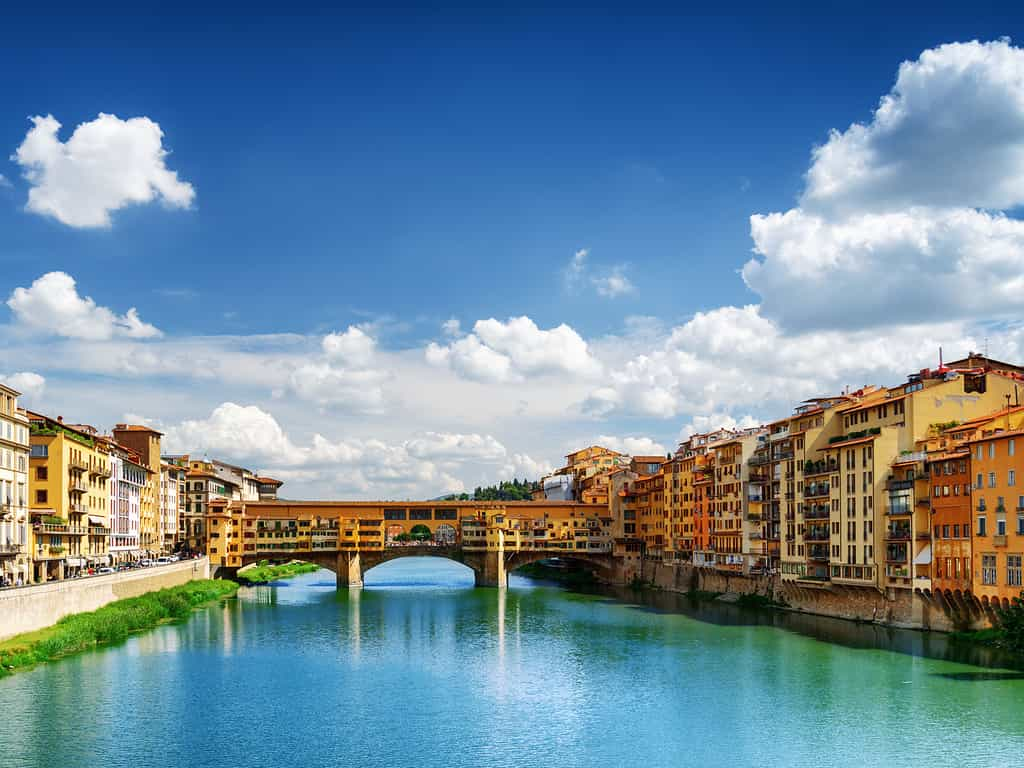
[643,560,992,632]
[0,558,210,641]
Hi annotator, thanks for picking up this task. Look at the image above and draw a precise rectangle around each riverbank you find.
[0,579,237,677]
[235,560,320,584]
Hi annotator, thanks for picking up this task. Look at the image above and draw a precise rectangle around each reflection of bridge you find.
[211,500,624,587]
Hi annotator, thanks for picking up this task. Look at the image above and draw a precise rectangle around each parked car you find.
[155,556,172,565]
[97,567,115,575]
[138,559,153,567]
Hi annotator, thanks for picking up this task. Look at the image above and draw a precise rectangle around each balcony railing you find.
[885,528,911,541]
[804,483,830,498]
[807,545,829,562]
[804,527,830,542]
[994,534,1008,547]
[803,460,838,477]
[804,505,830,520]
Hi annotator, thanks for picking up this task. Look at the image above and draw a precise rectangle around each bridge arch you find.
[504,550,616,583]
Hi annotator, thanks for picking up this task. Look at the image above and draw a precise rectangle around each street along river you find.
[1,558,1022,767]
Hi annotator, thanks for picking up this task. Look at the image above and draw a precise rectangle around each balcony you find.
[69,481,89,494]
[886,505,912,517]
[886,479,914,491]
[804,505,830,521]
[803,459,838,477]
[0,543,21,555]
[807,545,829,562]
[994,534,1008,547]
[885,527,911,542]
[69,458,89,472]
[804,483,830,499]
[804,527,830,543]
[746,512,762,522]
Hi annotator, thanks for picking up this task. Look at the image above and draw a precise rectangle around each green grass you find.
[234,560,320,584]
[0,579,238,677]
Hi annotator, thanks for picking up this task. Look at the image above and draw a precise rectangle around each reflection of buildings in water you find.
[497,586,506,661]
[347,586,361,661]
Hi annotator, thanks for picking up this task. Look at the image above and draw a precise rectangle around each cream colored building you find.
[0,385,30,585]
[112,425,163,555]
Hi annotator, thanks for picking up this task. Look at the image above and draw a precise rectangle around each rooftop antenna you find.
[939,346,943,370]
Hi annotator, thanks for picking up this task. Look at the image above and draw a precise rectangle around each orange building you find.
[968,426,1024,605]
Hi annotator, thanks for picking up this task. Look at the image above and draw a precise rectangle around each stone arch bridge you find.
[242,545,618,588]
[229,499,624,588]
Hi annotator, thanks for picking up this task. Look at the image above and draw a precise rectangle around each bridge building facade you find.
[205,499,620,587]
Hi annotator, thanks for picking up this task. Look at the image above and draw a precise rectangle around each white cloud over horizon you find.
[12,113,195,228]
[9,40,1024,499]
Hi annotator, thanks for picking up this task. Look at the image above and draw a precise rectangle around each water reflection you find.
[581,583,1024,672]
[4,561,1024,768]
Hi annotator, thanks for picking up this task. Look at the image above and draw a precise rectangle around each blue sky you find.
[2,4,1024,498]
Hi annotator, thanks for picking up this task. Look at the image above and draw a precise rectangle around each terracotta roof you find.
[256,476,283,486]
[819,434,878,451]
[967,428,1024,444]
[113,423,164,436]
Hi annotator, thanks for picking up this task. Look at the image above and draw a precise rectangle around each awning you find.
[88,515,105,526]
[913,544,932,565]
[66,557,86,567]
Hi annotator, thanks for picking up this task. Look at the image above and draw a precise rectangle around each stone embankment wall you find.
[0,558,211,641]
[643,561,993,633]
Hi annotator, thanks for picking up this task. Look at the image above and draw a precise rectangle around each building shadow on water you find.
[567,581,1024,673]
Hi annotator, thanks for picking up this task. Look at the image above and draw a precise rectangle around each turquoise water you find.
[2,558,1023,768]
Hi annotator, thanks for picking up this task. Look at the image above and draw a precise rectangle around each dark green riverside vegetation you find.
[0,579,237,676]
[951,591,1024,653]
[235,560,320,584]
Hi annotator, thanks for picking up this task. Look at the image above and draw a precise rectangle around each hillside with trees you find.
[443,478,539,502]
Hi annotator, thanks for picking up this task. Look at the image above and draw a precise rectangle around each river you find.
[2,558,1023,768]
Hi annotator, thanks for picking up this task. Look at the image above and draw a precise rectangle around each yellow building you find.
[26,412,111,581]
[112,425,163,555]
[0,385,30,586]
[806,367,1023,594]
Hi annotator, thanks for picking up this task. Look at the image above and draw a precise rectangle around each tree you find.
[409,524,432,542]
[995,591,1024,652]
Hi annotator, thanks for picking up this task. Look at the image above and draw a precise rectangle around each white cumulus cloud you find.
[7,272,162,340]
[12,113,195,228]
[427,316,601,383]
[0,371,45,402]
[743,39,1024,331]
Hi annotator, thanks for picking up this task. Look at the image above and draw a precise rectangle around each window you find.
[35,489,47,504]
[977,445,984,462]
[1011,439,1017,457]
[1019,516,1024,536]
[942,525,950,539]
[990,443,996,459]
[989,472,997,489]
[998,518,1007,536]
[1010,470,1016,487]
[35,465,47,480]
[978,516,987,536]
[384,509,407,520]
[953,524,960,538]
[982,554,997,585]
[1008,555,1023,587]
[433,508,458,520]
[409,509,431,521]
[977,473,984,490]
